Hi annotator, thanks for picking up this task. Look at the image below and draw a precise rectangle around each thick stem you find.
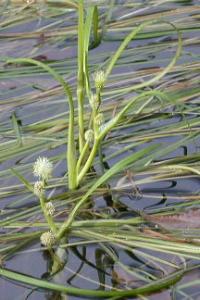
[77,0,85,152]
[93,91,101,138]
[68,100,77,190]
[76,141,89,174]
[77,138,100,185]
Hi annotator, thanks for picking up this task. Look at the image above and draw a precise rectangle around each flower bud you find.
[46,202,55,216]
[89,94,100,111]
[40,231,56,247]
[33,157,53,181]
[84,129,94,143]
[95,113,104,126]
[94,70,105,89]
[34,181,44,197]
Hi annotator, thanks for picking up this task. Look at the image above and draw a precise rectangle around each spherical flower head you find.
[33,157,53,181]
[46,201,55,216]
[40,231,56,247]
[34,181,44,198]
[95,113,104,126]
[84,129,94,143]
[94,70,105,89]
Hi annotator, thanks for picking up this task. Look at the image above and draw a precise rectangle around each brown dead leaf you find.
[144,208,200,230]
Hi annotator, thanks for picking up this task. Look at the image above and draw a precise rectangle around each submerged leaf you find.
[144,209,200,230]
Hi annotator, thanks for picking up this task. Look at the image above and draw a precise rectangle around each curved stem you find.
[6,58,77,190]
[105,21,182,95]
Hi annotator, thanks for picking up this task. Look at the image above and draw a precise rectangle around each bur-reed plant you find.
[7,0,182,246]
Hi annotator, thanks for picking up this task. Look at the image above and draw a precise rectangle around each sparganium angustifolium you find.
[33,157,53,181]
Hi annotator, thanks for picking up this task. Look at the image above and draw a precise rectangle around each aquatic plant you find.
[7,0,183,239]
[1,0,200,299]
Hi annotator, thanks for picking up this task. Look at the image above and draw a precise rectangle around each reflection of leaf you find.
[144,209,200,230]
[95,249,106,290]
[112,266,142,288]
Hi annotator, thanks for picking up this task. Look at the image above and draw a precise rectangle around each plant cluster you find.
[1,1,200,298]
[6,0,183,245]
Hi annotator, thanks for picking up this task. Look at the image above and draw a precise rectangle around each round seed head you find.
[40,231,56,247]
[33,157,53,181]
[34,181,45,197]
[84,129,94,143]
[94,70,105,89]
[46,201,55,216]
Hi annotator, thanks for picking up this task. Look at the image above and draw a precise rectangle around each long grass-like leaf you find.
[0,267,183,297]
[105,21,182,95]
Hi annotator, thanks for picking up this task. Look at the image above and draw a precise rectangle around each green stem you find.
[77,138,100,185]
[99,90,168,140]
[93,91,101,138]
[76,141,89,174]
[77,0,85,152]
[6,58,77,190]
[39,197,57,234]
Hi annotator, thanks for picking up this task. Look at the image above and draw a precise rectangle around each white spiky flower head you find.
[84,129,94,143]
[46,202,55,216]
[33,157,53,181]
[40,231,56,247]
[94,70,105,89]
[34,181,45,198]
